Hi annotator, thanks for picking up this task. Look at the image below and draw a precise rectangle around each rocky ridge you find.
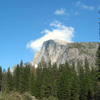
[32,40,99,68]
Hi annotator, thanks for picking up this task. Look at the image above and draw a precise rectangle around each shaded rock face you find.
[32,40,99,68]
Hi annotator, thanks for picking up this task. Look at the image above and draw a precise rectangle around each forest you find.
[0,45,100,100]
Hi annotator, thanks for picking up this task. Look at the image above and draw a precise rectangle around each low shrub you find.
[42,96,58,100]
[0,92,38,100]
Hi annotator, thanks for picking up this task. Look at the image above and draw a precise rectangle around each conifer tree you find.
[70,67,80,100]
[6,68,13,92]
[19,60,25,93]
[96,43,100,81]
[29,67,35,96]
[78,62,87,100]
[23,65,30,91]
[13,64,20,91]
[18,61,31,93]
[57,62,73,100]
[95,43,100,100]
[0,66,2,91]
[40,65,53,98]
[35,63,43,98]
[1,69,7,92]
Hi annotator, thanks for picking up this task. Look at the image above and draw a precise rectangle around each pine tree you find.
[19,60,25,93]
[39,63,50,98]
[1,69,7,92]
[23,65,30,92]
[6,68,13,92]
[96,43,100,81]
[29,67,35,96]
[70,67,80,100]
[40,62,59,98]
[13,64,20,91]
[35,63,43,98]
[19,61,30,93]
[0,66,2,91]
[85,59,95,100]
[78,62,88,100]
[57,62,73,100]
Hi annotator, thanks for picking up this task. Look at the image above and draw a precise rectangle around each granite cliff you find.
[32,40,99,68]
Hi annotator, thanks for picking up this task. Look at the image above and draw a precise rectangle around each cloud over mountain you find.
[27,21,74,51]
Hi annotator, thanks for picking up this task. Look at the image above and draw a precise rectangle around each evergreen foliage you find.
[96,43,100,81]
[0,58,100,100]
[0,66,2,91]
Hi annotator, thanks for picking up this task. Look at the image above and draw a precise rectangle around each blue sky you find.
[0,0,100,69]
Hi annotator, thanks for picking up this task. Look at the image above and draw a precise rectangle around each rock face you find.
[32,40,99,68]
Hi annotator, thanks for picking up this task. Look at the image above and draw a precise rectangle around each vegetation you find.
[0,92,37,100]
[0,44,100,100]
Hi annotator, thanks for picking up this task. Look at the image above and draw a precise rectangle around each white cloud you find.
[27,21,74,51]
[76,1,95,11]
[82,5,94,10]
[54,8,66,15]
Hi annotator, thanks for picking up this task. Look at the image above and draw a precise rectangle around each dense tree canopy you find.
[0,44,100,100]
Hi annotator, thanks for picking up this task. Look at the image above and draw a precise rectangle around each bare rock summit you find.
[32,39,99,68]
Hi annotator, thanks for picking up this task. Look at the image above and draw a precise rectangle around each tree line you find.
[0,45,100,100]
